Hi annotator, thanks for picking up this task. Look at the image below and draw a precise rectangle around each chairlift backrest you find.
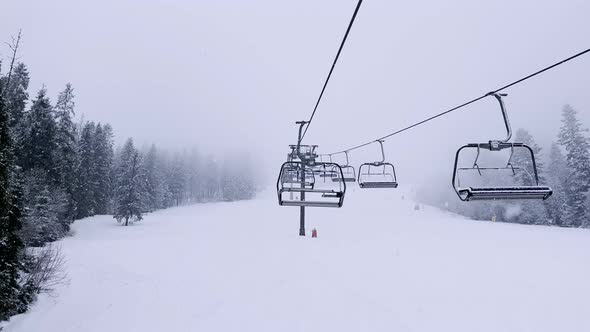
[357,140,398,189]
[332,151,357,183]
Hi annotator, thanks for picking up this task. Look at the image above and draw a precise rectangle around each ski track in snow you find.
[3,188,590,332]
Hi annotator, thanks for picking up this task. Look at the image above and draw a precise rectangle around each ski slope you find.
[3,188,590,332]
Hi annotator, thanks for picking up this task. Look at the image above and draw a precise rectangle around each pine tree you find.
[557,105,590,226]
[93,123,114,214]
[221,161,239,202]
[114,138,144,226]
[16,88,70,244]
[142,144,165,211]
[20,88,58,182]
[0,62,29,129]
[166,155,186,206]
[54,84,78,225]
[0,74,25,320]
[512,128,545,185]
[509,129,548,224]
[75,122,97,218]
[20,169,65,246]
[102,124,115,212]
[546,143,570,226]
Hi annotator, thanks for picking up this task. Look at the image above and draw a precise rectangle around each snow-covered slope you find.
[4,188,590,332]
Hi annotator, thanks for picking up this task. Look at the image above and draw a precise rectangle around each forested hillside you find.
[0,34,257,320]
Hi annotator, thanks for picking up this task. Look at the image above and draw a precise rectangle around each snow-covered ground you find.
[3,188,590,332]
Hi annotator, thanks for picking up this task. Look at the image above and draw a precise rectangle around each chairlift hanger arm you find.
[489,92,512,143]
[295,121,308,159]
[377,140,386,164]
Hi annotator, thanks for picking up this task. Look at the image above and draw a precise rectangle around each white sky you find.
[1,0,589,184]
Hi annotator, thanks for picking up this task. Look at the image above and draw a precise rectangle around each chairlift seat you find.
[453,143,553,201]
[318,172,338,178]
[332,177,356,183]
[321,192,343,198]
[283,181,315,189]
[279,200,342,208]
[278,188,344,208]
[331,164,356,183]
[458,186,552,201]
[358,161,398,189]
[359,181,398,189]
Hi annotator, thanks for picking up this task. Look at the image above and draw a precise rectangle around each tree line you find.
[0,55,256,320]
[419,104,590,228]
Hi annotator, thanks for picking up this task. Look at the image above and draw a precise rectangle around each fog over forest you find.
[1,0,588,186]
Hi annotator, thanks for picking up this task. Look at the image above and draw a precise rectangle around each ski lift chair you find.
[332,151,357,183]
[358,140,398,188]
[277,161,346,208]
[281,164,315,189]
[452,93,552,201]
[289,144,318,161]
[316,155,339,179]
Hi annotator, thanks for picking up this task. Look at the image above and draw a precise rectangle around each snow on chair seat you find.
[458,186,552,201]
[359,180,398,189]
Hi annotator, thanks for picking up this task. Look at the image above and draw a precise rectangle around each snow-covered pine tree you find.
[141,144,165,211]
[166,154,187,207]
[557,105,590,226]
[20,169,66,246]
[114,138,144,226]
[0,74,25,320]
[546,143,570,226]
[15,88,72,243]
[512,128,545,185]
[510,128,548,224]
[220,160,239,202]
[75,121,97,218]
[20,88,58,182]
[54,83,78,225]
[103,124,116,212]
[93,123,114,214]
[0,62,29,130]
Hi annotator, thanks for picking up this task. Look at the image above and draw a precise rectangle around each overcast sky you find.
[1,0,589,185]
